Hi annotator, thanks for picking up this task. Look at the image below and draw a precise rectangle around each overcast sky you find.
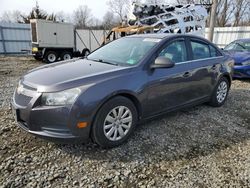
[0,0,109,19]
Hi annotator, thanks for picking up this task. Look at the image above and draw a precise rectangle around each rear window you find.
[191,40,221,60]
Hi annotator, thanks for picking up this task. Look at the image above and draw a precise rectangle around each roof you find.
[126,33,207,40]
[126,33,176,39]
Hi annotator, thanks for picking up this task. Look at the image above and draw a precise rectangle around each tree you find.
[216,0,235,26]
[0,10,23,23]
[233,0,250,26]
[107,0,131,22]
[73,5,93,28]
[22,2,47,23]
[56,11,73,23]
[208,0,218,41]
[102,11,119,29]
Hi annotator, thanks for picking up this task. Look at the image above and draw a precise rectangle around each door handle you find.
[183,72,191,77]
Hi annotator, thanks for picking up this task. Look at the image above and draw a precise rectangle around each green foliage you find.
[22,1,56,23]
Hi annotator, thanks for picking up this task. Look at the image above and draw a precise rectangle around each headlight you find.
[32,47,38,52]
[241,60,250,66]
[41,88,81,106]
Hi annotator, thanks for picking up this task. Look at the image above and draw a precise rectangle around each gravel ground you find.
[1,57,250,187]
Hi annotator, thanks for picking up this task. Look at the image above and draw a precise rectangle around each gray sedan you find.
[12,34,234,148]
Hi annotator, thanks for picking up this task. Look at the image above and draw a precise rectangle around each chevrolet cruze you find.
[12,34,234,148]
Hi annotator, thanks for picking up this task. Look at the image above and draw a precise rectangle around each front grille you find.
[14,92,32,106]
[22,83,36,91]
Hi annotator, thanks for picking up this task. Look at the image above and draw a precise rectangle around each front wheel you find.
[209,77,230,107]
[91,96,138,148]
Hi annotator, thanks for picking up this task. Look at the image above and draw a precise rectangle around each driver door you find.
[144,38,200,117]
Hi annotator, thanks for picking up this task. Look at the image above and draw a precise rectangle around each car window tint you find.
[224,42,235,50]
[244,42,250,51]
[191,41,210,60]
[87,37,159,66]
[209,45,219,57]
[225,42,248,51]
[158,41,187,63]
[234,43,245,50]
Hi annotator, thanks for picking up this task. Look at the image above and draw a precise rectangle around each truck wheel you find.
[61,51,72,61]
[44,51,58,63]
[82,48,90,57]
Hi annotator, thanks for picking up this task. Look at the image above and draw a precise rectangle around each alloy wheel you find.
[216,81,228,103]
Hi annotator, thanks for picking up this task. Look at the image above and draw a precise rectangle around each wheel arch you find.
[89,91,142,128]
[220,73,232,88]
[95,91,142,120]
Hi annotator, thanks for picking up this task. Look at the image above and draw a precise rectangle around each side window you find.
[191,41,210,60]
[158,40,187,63]
[209,45,219,57]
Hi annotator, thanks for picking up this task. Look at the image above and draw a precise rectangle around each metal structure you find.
[0,22,31,55]
[205,26,250,47]
[1,25,250,55]
[129,3,208,35]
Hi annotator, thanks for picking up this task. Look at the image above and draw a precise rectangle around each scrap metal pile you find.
[128,3,208,35]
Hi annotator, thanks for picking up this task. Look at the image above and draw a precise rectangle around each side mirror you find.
[151,56,175,69]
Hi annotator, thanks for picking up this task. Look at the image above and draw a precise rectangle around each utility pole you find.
[208,0,218,42]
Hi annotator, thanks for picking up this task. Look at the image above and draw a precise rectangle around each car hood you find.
[21,58,132,92]
[225,50,250,65]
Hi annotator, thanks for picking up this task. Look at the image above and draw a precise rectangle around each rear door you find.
[186,38,224,98]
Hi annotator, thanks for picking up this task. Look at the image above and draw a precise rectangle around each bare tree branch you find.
[107,0,131,22]
[73,5,93,28]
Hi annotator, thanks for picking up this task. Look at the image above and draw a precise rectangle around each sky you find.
[0,0,109,19]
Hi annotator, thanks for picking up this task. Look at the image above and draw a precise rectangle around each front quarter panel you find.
[69,69,147,136]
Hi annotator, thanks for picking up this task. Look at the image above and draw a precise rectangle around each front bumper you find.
[12,88,92,143]
[233,65,250,78]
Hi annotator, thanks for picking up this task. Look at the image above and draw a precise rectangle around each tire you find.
[60,51,72,61]
[82,48,90,57]
[91,96,138,148]
[44,51,58,63]
[209,77,230,107]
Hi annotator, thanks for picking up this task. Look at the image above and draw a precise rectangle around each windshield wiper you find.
[87,58,118,66]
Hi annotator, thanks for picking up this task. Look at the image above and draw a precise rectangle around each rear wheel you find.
[91,96,138,148]
[44,51,58,63]
[209,77,230,107]
[61,51,72,61]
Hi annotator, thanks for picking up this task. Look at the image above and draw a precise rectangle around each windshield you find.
[224,41,250,51]
[87,37,161,66]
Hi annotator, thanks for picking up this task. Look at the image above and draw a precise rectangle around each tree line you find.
[0,0,249,29]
